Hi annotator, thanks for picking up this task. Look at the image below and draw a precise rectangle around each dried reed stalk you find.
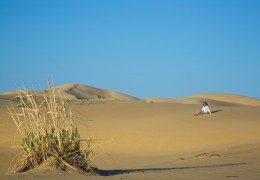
[8,82,96,174]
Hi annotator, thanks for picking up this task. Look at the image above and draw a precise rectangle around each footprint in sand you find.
[170,157,185,163]
[226,175,239,178]
[194,153,221,159]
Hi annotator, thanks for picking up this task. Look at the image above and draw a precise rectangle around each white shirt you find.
[202,105,211,114]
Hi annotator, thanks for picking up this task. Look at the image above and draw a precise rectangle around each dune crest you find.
[52,83,138,100]
[187,93,260,106]
[144,94,260,107]
[2,83,139,100]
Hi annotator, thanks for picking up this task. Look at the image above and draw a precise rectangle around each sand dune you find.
[2,83,138,100]
[144,93,260,107]
[187,93,260,106]
[52,83,139,100]
[0,85,260,179]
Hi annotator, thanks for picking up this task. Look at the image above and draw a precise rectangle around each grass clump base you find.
[8,82,97,174]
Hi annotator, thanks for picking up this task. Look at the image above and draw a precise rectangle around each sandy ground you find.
[0,88,260,179]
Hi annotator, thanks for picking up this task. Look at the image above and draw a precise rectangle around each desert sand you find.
[0,83,260,179]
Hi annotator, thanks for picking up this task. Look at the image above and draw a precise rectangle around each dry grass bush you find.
[8,82,97,174]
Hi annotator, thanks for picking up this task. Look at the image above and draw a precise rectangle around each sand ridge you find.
[187,93,260,106]
[2,83,139,101]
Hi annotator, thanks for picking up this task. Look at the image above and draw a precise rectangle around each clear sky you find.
[0,0,260,99]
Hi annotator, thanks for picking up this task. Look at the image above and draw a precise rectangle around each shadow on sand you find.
[211,110,223,114]
[99,162,247,176]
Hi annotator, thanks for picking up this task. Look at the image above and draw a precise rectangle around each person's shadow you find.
[211,110,222,114]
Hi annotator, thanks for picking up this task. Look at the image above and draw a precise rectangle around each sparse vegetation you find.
[8,82,97,174]
[97,95,105,99]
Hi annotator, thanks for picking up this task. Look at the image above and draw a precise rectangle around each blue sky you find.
[0,0,260,99]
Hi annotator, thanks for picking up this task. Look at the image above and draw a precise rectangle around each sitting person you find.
[194,102,211,116]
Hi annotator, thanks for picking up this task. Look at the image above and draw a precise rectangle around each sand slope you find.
[2,83,138,100]
[52,83,139,100]
[0,86,260,179]
[187,93,260,106]
[144,93,260,107]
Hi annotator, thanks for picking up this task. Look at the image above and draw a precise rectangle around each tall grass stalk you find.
[8,82,96,174]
